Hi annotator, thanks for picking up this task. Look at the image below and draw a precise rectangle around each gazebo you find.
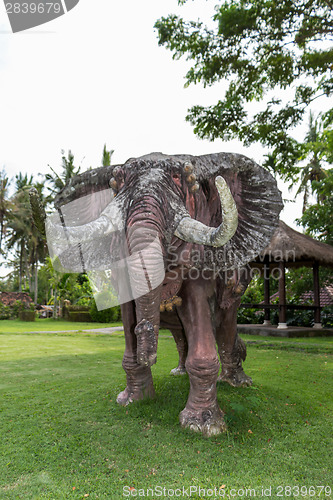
[241,221,333,330]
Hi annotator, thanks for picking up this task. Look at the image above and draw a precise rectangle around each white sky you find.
[0,0,327,279]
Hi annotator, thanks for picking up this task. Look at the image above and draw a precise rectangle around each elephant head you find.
[31,152,283,368]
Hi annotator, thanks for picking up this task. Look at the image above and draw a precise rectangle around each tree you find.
[295,112,328,213]
[6,174,48,298]
[45,150,81,196]
[294,110,333,243]
[0,169,12,254]
[101,144,114,167]
[155,0,333,180]
[298,168,333,244]
[6,174,34,291]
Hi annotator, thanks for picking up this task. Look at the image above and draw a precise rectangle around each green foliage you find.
[45,150,81,196]
[89,300,121,323]
[19,310,36,322]
[101,144,114,167]
[0,302,11,320]
[322,306,333,328]
[67,310,92,322]
[239,267,333,325]
[297,168,333,244]
[10,300,34,319]
[0,300,35,320]
[155,0,333,178]
[237,275,265,323]
[237,307,264,324]
[0,169,12,254]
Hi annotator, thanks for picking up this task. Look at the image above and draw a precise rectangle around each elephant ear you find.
[194,153,283,270]
[54,164,117,220]
[49,164,121,274]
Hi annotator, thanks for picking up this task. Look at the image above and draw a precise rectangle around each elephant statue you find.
[30,152,283,436]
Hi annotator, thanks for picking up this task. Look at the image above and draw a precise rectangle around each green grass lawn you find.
[0,318,123,334]
[0,330,332,499]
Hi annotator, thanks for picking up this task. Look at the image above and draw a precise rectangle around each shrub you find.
[237,307,264,324]
[322,306,333,328]
[89,300,121,323]
[65,305,92,322]
[11,300,25,319]
[0,303,11,320]
[19,310,36,322]
[10,300,35,319]
[286,309,314,327]
[68,311,92,322]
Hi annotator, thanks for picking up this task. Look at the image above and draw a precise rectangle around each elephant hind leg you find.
[216,302,252,387]
[170,327,187,376]
[218,335,253,387]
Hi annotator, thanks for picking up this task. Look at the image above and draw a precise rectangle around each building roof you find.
[301,285,333,306]
[255,221,333,268]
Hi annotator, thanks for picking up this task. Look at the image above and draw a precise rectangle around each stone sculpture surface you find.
[31,152,283,436]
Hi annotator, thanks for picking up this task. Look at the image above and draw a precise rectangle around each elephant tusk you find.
[46,197,125,245]
[174,176,238,247]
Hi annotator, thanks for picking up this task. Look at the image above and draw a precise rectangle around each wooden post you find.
[313,261,322,328]
[263,257,271,325]
[278,261,287,329]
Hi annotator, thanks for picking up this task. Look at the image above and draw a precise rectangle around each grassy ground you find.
[0,318,123,334]
[0,329,332,499]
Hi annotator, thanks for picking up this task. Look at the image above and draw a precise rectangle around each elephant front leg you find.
[177,278,227,437]
[170,328,187,375]
[117,302,155,406]
[216,301,252,387]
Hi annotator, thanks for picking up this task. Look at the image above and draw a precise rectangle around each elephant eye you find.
[172,173,181,180]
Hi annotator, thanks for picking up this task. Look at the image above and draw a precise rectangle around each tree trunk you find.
[34,260,38,304]
[53,286,58,319]
[19,241,24,292]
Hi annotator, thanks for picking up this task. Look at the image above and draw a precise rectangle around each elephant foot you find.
[179,406,227,437]
[170,366,187,376]
[135,319,157,367]
[218,368,252,387]
[116,382,155,406]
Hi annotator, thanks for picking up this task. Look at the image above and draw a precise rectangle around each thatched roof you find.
[254,220,333,268]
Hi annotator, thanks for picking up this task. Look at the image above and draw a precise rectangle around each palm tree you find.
[0,169,12,254]
[6,174,33,291]
[6,175,49,298]
[28,181,50,302]
[101,144,114,167]
[45,150,81,196]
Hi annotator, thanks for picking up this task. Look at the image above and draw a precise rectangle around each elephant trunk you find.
[126,197,166,367]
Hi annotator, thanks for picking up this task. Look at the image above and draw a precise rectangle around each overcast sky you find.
[0,0,321,260]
